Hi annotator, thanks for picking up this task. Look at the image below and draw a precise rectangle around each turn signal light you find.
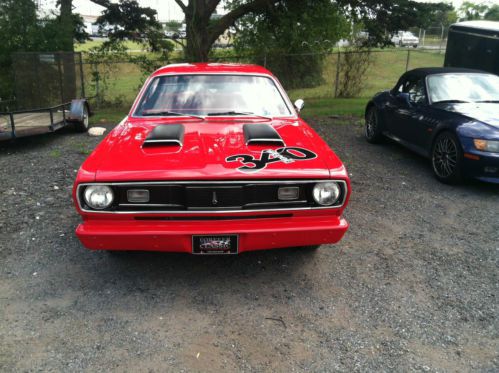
[278,187,299,200]
[127,189,150,203]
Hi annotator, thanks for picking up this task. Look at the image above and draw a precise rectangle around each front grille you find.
[78,180,347,213]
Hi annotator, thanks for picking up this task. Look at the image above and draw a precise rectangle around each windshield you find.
[428,73,499,103]
[134,74,292,117]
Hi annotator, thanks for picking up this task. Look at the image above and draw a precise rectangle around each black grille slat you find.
[106,181,346,212]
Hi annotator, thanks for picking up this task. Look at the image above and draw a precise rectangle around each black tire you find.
[431,132,463,184]
[365,106,383,144]
[75,105,89,132]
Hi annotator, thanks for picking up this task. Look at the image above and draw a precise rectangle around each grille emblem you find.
[212,191,218,205]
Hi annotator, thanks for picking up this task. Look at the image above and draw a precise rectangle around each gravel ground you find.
[0,119,498,372]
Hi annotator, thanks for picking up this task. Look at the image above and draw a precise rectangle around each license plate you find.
[192,234,239,255]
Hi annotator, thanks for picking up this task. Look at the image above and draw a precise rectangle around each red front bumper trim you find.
[76,215,349,253]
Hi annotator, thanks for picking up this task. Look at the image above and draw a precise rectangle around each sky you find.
[39,0,497,21]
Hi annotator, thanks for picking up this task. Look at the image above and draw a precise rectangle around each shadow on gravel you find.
[367,138,499,196]
[82,246,319,283]
[0,126,79,152]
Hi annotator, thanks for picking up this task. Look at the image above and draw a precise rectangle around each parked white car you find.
[391,31,419,47]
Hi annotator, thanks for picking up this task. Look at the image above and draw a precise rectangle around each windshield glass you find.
[134,74,292,117]
[428,73,499,103]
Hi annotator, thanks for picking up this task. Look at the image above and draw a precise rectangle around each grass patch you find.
[90,107,128,125]
[49,149,61,158]
[301,97,367,117]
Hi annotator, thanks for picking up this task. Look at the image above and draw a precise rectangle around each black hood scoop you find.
[143,124,185,146]
[243,124,285,146]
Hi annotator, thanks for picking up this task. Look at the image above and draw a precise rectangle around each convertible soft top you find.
[393,67,488,90]
[404,67,486,78]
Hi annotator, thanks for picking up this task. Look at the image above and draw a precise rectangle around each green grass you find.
[90,107,128,125]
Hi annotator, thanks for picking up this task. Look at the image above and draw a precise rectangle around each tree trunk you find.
[184,1,213,62]
[59,0,74,52]
[59,0,77,99]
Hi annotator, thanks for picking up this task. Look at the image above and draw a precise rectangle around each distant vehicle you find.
[165,30,176,38]
[445,21,499,76]
[365,68,499,184]
[391,31,419,48]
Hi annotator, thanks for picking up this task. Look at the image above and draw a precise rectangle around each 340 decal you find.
[226,147,317,173]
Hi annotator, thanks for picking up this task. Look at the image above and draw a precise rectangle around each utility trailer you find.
[445,20,499,75]
[0,100,89,141]
[0,52,91,141]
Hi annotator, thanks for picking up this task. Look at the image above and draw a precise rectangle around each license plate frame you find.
[192,234,239,255]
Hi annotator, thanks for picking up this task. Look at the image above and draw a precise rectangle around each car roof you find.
[151,63,274,77]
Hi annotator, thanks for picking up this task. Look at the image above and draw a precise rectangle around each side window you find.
[404,78,427,104]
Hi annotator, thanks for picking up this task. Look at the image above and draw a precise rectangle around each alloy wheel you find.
[432,136,458,178]
[365,109,377,139]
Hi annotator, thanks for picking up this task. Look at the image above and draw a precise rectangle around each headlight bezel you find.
[473,139,499,153]
[312,181,343,206]
[83,185,115,210]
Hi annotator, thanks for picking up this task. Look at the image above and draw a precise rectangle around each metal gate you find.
[11,52,85,110]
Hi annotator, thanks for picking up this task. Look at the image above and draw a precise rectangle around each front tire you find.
[365,106,383,144]
[431,132,463,184]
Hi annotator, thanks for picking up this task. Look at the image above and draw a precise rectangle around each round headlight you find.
[83,185,114,210]
[312,182,341,206]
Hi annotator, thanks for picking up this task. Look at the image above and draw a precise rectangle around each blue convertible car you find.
[365,67,499,184]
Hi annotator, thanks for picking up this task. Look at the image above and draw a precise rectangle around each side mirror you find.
[294,99,305,112]
[397,92,412,107]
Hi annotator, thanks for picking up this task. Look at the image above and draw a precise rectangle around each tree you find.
[484,5,499,21]
[459,1,489,21]
[165,20,182,31]
[90,0,454,62]
[234,0,349,88]
[92,0,172,52]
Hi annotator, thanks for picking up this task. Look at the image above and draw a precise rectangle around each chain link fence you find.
[6,52,85,111]
[80,48,445,108]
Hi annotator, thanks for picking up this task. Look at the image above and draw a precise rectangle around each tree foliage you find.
[233,0,349,88]
[484,5,499,21]
[0,0,87,100]
[92,0,173,53]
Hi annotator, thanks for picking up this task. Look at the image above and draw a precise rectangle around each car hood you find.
[86,118,346,181]
[438,102,499,129]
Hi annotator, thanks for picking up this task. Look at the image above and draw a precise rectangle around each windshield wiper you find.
[475,100,499,103]
[432,99,471,104]
[140,110,204,120]
[207,111,272,121]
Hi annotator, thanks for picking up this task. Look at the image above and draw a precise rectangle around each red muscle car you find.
[73,63,350,254]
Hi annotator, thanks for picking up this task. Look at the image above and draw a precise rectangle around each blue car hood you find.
[441,102,499,129]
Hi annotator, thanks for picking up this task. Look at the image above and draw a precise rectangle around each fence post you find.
[439,24,445,53]
[405,49,410,71]
[334,51,341,98]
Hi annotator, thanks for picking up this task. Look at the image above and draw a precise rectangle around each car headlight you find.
[312,182,341,206]
[474,139,499,153]
[83,185,114,210]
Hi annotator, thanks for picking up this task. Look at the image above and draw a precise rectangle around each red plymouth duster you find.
[73,63,350,254]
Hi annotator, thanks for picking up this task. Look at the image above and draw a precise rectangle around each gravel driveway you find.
[1,118,497,372]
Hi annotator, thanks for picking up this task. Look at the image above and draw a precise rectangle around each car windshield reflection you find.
[135,74,292,117]
[428,73,499,104]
